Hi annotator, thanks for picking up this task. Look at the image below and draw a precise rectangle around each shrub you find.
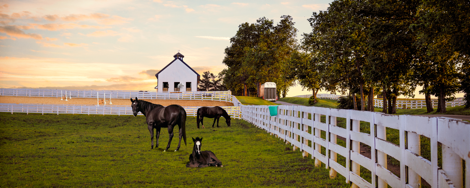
[308,96,317,105]
[337,96,362,109]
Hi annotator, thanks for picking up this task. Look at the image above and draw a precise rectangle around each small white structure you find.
[155,52,200,93]
[260,82,277,101]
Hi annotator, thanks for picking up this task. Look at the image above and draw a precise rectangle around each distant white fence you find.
[241,105,469,188]
[295,94,343,100]
[374,98,466,109]
[0,103,241,119]
[0,88,233,102]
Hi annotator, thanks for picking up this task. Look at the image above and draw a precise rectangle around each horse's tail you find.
[181,107,187,146]
[196,108,200,129]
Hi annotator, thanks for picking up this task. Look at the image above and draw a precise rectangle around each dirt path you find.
[0,96,233,107]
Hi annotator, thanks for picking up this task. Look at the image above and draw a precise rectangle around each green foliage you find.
[198,71,225,91]
[337,96,362,110]
[222,16,297,96]
[0,113,349,187]
[308,96,317,106]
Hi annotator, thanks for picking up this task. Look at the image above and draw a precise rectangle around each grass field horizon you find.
[0,113,349,187]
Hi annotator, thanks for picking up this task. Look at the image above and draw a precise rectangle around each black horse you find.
[186,137,223,167]
[196,106,231,129]
[130,97,187,151]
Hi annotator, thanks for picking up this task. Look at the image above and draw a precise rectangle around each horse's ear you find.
[200,137,203,142]
[130,98,134,102]
[192,137,195,142]
[135,97,138,101]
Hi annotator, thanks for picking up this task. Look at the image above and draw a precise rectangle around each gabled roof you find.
[155,53,200,79]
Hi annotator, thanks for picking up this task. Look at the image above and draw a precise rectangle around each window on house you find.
[174,82,180,92]
[163,82,169,92]
[186,82,191,91]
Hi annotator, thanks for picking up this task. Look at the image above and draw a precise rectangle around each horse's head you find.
[130,97,140,116]
[192,137,203,155]
[226,117,231,127]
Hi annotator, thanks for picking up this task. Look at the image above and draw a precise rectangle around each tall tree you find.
[223,16,298,97]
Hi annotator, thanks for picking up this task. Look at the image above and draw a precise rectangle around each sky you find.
[0,0,334,97]
[0,0,463,99]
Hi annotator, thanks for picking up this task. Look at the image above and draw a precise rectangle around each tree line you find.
[221,0,469,114]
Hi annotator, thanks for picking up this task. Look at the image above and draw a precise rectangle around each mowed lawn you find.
[0,113,348,187]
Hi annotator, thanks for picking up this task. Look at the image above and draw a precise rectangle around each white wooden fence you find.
[374,98,466,109]
[2,89,469,187]
[0,103,241,119]
[241,105,469,188]
[0,88,233,102]
[295,94,343,100]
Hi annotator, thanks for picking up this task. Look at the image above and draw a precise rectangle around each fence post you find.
[442,138,463,188]
[376,113,388,188]
[408,123,421,187]
[314,109,322,167]
[329,115,337,179]
[350,116,360,188]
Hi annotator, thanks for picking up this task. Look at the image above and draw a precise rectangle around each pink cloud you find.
[232,2,248,6]
[45,37,57,41]
[44,14,59,21]
[0,25,42,40]
[30,23,108,31]
[61,13,108,21]
[36,41,61,48]
[302,4,329,11]
[86,30,119,37]
[64,43,88,47]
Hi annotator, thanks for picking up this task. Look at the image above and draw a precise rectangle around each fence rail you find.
[0,103,241,119]
[241,104,469,188]
[2,88,468,187]
[0,88,233,103]
[374,98,466,109]
[295,94,343,100]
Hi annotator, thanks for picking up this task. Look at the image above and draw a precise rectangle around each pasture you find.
[0,113,349,187]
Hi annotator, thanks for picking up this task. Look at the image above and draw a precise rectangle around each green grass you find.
[236,96,278,105]
[0,113,349,187]
[278,97,339,108]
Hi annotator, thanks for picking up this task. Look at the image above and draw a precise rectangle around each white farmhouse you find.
[155,52,200,93]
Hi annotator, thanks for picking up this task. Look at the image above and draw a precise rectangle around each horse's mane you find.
[138,100,163,115]
[220,107,230,119]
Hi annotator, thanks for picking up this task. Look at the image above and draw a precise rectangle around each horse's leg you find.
[201,116,205,129]
[165,124,174,152]
[147,123,154,149]
[175,124,183,151]
[216,116,220,127]
[155,126,161,149]
[212,117,217,128]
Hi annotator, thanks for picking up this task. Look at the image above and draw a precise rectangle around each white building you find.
[155,52,200,93]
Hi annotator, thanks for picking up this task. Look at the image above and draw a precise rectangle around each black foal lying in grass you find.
[186,137,223,167]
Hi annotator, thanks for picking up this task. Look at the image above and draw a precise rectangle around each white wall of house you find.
[157,59,198,93]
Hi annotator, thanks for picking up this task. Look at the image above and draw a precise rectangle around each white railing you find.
[295,94,343,100]
[0,88,233,103]
[374,98,466,109]
[240,105,469,188]
[2,91,468,188]
[0,103,241,119]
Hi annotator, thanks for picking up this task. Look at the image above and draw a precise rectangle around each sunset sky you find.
[2,0,461,98]
[0,0,334,96]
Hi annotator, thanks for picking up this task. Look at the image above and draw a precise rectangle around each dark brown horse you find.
[130,97,187,151]
[196,106,231,129]
[186,137,223,167]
